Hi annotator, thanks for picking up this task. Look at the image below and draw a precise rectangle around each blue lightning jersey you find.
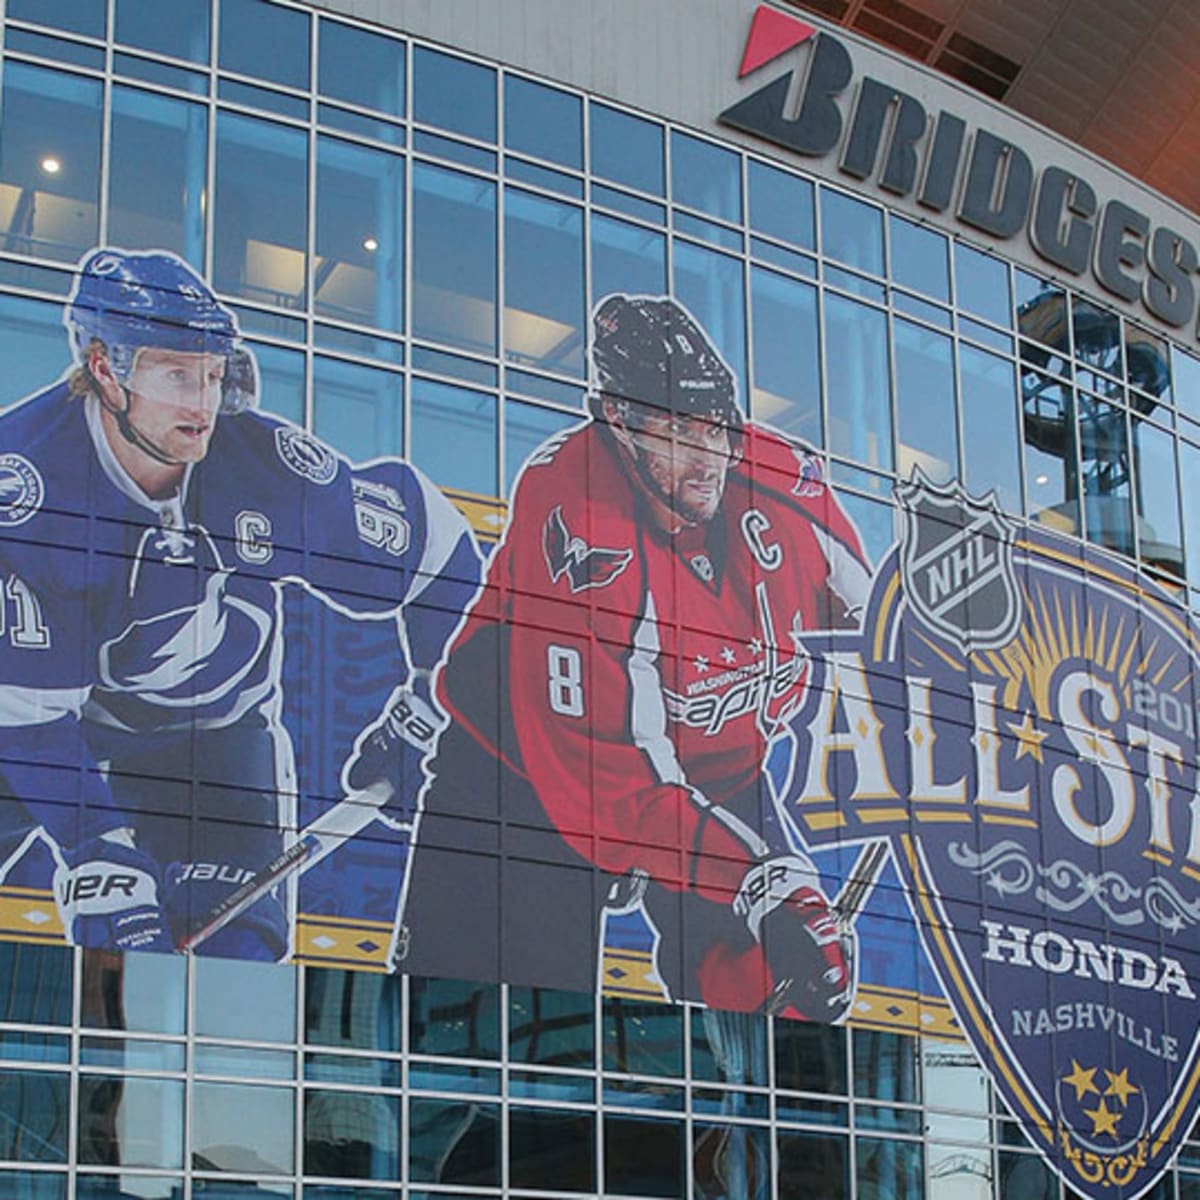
[0,381,480,847]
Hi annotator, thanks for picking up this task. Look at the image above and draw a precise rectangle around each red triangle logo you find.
[738,6,817,78]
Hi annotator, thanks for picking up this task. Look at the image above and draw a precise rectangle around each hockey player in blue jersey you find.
[0,247,481,960]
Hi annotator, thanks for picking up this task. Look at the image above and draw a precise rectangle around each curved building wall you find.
[0,2,1198,1199]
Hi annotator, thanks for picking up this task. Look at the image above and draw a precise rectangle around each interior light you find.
[40,156,61,175]
[1035,474,1049,485]
[362,236,379,252]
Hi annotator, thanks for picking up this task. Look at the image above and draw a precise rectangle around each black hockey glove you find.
[343,685,445,806]
[734,856,854,1021]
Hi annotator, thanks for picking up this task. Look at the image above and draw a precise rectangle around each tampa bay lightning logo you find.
[276,426,337,485]
[0,454,44,526]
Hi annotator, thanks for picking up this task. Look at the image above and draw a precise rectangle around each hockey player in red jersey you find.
[400,294,871,1018]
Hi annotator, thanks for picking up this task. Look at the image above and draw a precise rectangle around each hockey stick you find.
[833,839,889,930]
[176,779,398,953]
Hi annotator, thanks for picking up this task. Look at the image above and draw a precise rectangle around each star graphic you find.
[694,655,709,674]
[747,638,763,656]
[1062,1060,1099,1101]
[1104,1067,1139,1107]
[721,646,736,665]
[1007,711,1049,763]
[1083,1098,1121,1139]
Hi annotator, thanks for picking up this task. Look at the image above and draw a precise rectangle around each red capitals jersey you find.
[437,418,869,905]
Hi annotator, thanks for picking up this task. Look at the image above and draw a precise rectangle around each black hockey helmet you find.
[590,294,744,445]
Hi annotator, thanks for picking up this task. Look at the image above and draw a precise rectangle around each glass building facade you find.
[0,0,1199,1196]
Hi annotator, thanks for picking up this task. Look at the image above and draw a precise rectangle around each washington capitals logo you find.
[543,506,632,593]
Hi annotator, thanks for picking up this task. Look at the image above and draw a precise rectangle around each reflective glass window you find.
[1181,440,1200,584]
[219,0,309,90]
[889,215,949,302]
[304,1090,400,1180]
[1080,396,1134,557]
[509,1107,595,1192]
[895,318,957,483]
[318,20,405,117]
[996,1149,1058,1198]
[304,967,402,1052]
[1126,325,1170,401]
[956,243,1011,327]
[694,1122,769,1198]
[510,987,593,1067]
[590,102,664,195]
[603,998,684,1077]
[591,214,666,307]
[775,1018,847,1094]
[506,76,581,169]
[0,1171,65,1199]
[1023,370,1078,534]
[504,189,584,376]
[7,0,104,38]
[779,1130,849,1199]
[80,949,185,1034]
[195,958,297,1042]
[748,159,814,250]
[1073,295,1123,380]
[0,63,101,263]
[674,240,747,407]
[413,47,495,143]
[821,189,883,275]
[315,137,404,331]
[671,131,741,224]
[0,1069,68,1161]
[692,1009,766,1086]
[856,1136,923,1200]
[411,378,497,495]
[409,1098,500,1186]
[505,399,578,494]
[194,1081,294,1174]
[961,345,1021,515]
[1175,347,1200,426]
[750,266,820,443]
[1132,417,1182,578]
[77,1076,184,1169]
[116,0,210,62]
[312,356,403,461]
[854,1030,918,1101]
[832,489,893,565]
[825,294,892,472]
[253,341,305,425]
[409,976,501,1058]
[214,112,308,309]
[606,1115,684,1197]
[412,163,497,355]
[0,295,68,411]
[109,87,207,267]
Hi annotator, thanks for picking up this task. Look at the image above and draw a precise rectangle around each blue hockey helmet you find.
[66,248,257,414]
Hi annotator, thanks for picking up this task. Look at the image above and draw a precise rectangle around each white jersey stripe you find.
[627,591,685,786]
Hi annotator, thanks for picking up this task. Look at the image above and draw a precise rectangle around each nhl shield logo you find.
[897,471,1022,654]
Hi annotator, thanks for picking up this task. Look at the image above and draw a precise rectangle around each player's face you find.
[630,412,732,526]
[124,348,225,463]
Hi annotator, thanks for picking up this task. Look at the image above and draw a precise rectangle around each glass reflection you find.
[409,1098,499,1186]
[591,214,666,307]
[80,950,186,1034]
[509,987,593,1067]
[0,943,72,1024]
[77,1075,183,1169]
[775,1018,847,1094]
[960,345,1021,515]
[1079,395,1134,557]
[508,1107,595,1192]
[825,294,892,472]
[674,240,747,407]
[890,215,949,302]
[116,0,210,62]
[778,1129,848,1199]
[219,0,309,91]
[590,103,664,196]
[0,1170,65,1200]
[318,20,405,117]
[895,318,957,483]
[821,189,883,276]
[304,967,402,1052]
[603,998,683,1077]
[750,266,820,443]
[672,132,741,224]
[605,1115,683,1197]
[506,77,581,169]
[413,48,496,143]
[956,244,1010,328]
[304,1090,399,1180]
[1132,416,1183,578]
[856,1135,923,1200]
[748,160,813,250]
[312,356,403,462]
[194,958,297,1042]
[193,1081,294,1174]
[0,1069,68,1161]
[694,1121,769,1200]
[505,400,577,494]
[411,378,497,494]
[409,976,501,1058]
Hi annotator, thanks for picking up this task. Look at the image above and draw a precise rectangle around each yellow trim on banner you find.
[0,887,63,942]
[293,914,394,971]
[444,488,507,543]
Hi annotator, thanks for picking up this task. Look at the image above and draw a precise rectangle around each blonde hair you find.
[68,338,107,399]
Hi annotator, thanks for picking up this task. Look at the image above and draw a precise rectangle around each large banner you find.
[1,251,1197,1197]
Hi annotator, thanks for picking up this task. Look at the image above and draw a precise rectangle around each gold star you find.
[1083,1098,1122,1139]
[1007,711,1049,763]
[1105,1068,1139,1107]
[1062,1060,1099,1101]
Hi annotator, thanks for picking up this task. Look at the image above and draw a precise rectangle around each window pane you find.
[692,1009,766,1086]
[0,944,71,1024]
[606,1115,684,1197]
[825,294,891,471]
[318,20,404,117]
[821,189,883,276]
[591,215,665,308]
[506,77,581,169]
[253,341,305,425]
[109,87,207,267]
[409,976,501,1058]
[856,1136,923,1200]
[304,1090,400,1180]
[854,1030,919,1101]
[750,266,820,444]
[889,215,949,302]
[316,137,404,331]
[694,1122,769,1199]
[0,294,69,410]
[116,0,209,61]
[1080,396,1133,557]
[0,63,102,262]
[411,378,496,495]
[505,400,577,494]
[214,112,308,308]
[220,0,309,90]
[413,48,495,143]
[1174,347,1200,425]
[0,1171,65,1200]
[1131,418,1182,578]
[673,241,747,409]
[409,1099,499,1186]
[590,103,663,195]
[779,1130,849,1200]
[961,345,1021,515]
[775,1019,847,1094]
[412,163,496,354]
[1023,370,1078,534]
[80,950,185,1034]
[509,1107,595,1192]
[748,159,813,250]
[505,189,584,376]
[195,958,297,1042]
[312,356,403,461]
[8,0,104,37]
[603,998,683,1077]
[0,1069,68,1161]
[304,968,402,1053]
[672,132,741,224]
[1126,325,1170,401]
[895,319,957,483]
[77,1076,183,1169]
[956,243,1011,327]
[509,987,593,1067]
